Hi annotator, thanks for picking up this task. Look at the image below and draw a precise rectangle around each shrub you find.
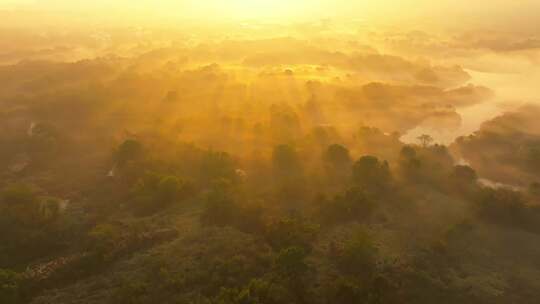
[214,279,293,304]
[131,172,193,215]
[265,217,319,252]
[0,269,22,304]
[200,182,265,234]
[328,277,367,304]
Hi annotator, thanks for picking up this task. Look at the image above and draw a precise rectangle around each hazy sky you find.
[1,0,539,30]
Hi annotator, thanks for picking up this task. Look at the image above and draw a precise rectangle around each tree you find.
[450,165,478,194]
[275,246,309,279]
[272,144,301,176]
[337,231,378,277]
[398,146,422,182]
[329,277,367,304]
[131,173,193,215]
[269,104,301,143]
[115,139,143,167]
[265,217,319,252]
[323,144,352,169]
[200,151,238,184]
[400,145,417,160]
[476,188,540,233]
[200,181,241,228]
[417,134,434,148]
[156,176,185,203]
[318,187,375,225]
[0,185,41,227]
[272,145,306,204]
[452,165,477,184]
[352,156,391,193]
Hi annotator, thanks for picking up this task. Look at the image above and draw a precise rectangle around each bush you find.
[0,185,68,267]
[112,281,151,304]
[0,185,41,227]
[200,182,265,234]
[131,172,193,215]
[214,279,293,304]
[328,277,367,304]
[0,269,22,304]
[265,218,319,252]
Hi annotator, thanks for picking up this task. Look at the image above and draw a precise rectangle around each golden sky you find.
[1,0,539,29]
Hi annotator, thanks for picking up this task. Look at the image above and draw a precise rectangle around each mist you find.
[1,2,540,304]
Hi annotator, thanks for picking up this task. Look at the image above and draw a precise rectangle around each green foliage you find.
[399,145,456,188]
[200,183,265,233]
[336,231,378,277]
[200,151,238,184]
[272,145,307,204]
[352,156,392,193]
[115,139,143,167]
[323,144,351,168]
[476,187,540,233]
[451,165,477,184]
[0,269,22,304]
[155,228,273,300]
[317,187,376,225]
[4,37,540,304]
[269,104,301,143]
[323,144,352,185]
[214,279,293,304]
[112,281,151,304]
[265,217,319,252]
[272,144,301,177]
[449,165,479,195]
[201,183,237,226]
[398,145,423,183]
[328,277,368,304]
[0,185,69,267]
[274,247,309,279]
[0,184,41,227]
[131,172,193,215]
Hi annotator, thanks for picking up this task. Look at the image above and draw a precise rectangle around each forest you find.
[2,2,540,303]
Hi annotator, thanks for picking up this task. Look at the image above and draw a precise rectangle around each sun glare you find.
[215,0,310,21]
